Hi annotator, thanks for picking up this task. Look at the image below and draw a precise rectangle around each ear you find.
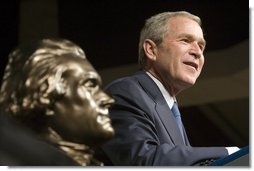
[143,39,157,61]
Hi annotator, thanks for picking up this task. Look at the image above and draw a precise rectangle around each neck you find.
[45,127,102,166]
[146,68,181,96]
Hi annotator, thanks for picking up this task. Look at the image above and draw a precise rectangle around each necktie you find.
[171,102,184,141]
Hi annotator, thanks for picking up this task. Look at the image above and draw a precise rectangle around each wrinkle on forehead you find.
[167,16,204,39]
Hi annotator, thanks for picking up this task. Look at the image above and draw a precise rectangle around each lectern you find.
[210,146,249,166]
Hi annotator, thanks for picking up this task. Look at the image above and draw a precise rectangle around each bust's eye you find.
[80,79,99,93]
[84,79,97,88]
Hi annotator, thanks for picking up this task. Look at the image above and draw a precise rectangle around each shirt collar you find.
[146,71,176,109]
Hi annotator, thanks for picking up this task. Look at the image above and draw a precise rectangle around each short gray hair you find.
[138,11,201,69]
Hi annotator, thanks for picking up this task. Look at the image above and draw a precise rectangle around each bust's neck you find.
[45,127,102,166]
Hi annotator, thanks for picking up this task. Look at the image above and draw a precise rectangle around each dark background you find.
[0,0,249,148]
[59,0,249,69]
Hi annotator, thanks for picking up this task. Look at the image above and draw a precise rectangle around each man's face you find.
[50,57,115,145]
[152,16,205,95]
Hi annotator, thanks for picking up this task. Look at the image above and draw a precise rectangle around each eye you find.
[84,79,97,88]
[198,43,205,52]
[181,38,189,43]
[81,79,99,93]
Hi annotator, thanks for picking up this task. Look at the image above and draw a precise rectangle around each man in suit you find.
[100,11,239,166]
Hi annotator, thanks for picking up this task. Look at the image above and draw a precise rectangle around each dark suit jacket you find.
[101,70,228,166]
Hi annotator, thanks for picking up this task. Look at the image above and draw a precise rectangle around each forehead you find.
[167,16,204,37]
[57,56,98,76]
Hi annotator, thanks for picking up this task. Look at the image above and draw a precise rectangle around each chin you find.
[85,129,115,146]
[182,76,198,85]
[177,79,196,91]
[101,128,115,140]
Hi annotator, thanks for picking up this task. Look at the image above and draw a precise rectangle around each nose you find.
[189,42,203,59]
[98,91,115,109]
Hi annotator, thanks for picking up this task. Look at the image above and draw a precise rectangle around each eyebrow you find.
[84,71,99,78]
[83,71,102,84]
[178,33,206,46]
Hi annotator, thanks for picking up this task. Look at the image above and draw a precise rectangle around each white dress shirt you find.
[146,71,239,155]
[146,71,175,110]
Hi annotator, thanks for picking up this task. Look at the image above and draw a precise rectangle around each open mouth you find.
[183,61,198,70]
[97,115,110,123]
[97,115,113,130]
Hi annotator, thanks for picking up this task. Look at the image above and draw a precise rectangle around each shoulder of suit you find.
[105,75,141,92]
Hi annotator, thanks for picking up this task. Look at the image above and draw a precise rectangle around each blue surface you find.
[210,146,249,166]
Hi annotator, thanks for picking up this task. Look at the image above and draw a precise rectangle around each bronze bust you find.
[0,38,115,166]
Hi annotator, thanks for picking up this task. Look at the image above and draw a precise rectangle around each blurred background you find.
[0,0,249,148]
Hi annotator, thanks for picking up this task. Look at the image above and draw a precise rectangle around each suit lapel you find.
[135,71,186,145]
[155,99,186,145]
[182,126,190,145]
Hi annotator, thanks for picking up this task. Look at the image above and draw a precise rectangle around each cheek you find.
[199,57,205,72]
[156,49,175,70]
[201,57,205,67]
[82,95,99,115]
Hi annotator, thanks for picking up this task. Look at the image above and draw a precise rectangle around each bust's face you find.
[49,56,115,145]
